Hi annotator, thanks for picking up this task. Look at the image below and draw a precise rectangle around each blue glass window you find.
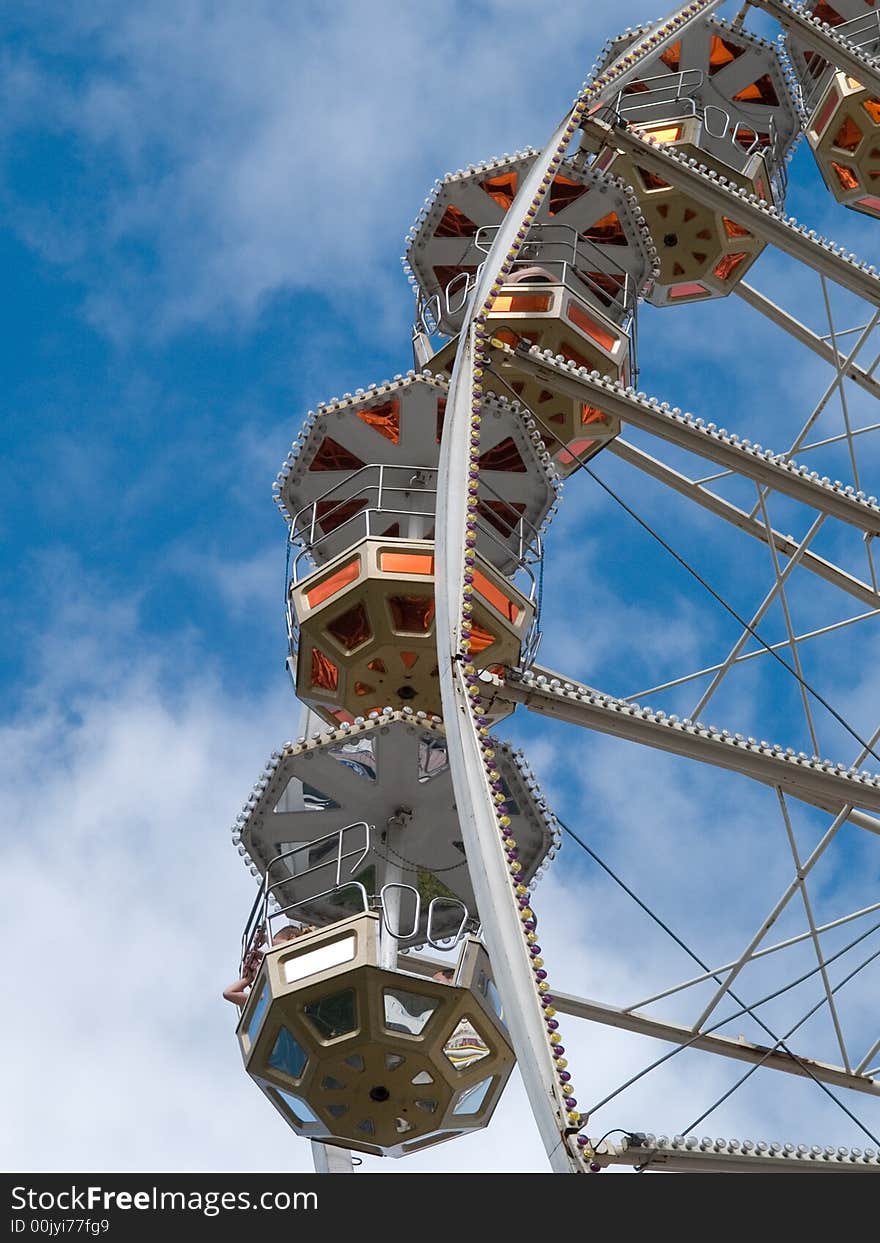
[268,1026,308,1079]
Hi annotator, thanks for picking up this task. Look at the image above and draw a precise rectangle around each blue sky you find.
[3,0,880,1173]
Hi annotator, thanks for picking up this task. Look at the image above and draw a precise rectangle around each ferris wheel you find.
[228,0,880,1173]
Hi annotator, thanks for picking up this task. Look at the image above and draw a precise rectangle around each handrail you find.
[239,822,372,971]
[286,465,545,585]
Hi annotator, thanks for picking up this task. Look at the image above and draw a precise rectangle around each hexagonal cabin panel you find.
[274,375,559,576]
[405,155,656,338]
[234,712,559,938]
[237,915,515,1157]
[289,537,532,723]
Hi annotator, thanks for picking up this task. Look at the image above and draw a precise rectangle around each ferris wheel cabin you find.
[405,155,656,475]
[585,15,800,304]
[787,1,880,218]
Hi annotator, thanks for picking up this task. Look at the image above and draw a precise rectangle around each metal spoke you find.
[776,788,851,1073]
[689,805,852,1033]
[628,609,880,701]
[689,513,826,721]
[756,489,821,755]
[608,439,880,608]
[820,275,879,592]
[628,899,880,1011]
[734,283,880,402]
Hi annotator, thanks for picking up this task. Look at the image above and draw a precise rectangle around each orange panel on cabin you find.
[645,125,682,144]
[353,681,374,697]
[473,570,521,623]
[862,98,880,124]
[310,648,339,693]
[305,559,361,608]
[491,292,552,313]
[433,204,478,239]
[489,327,540,350]
[468,623,497,654]
[480,171,518,211]
[637,166,671,191]
[708,34,745,73]
[548,175,588,216]
[399,651,419,670]
[582,212,627,246]
[555,438,597,467]
[668,281,710,299]
[356,399,401,444]
[309,437,365,473]
[435,397,447,445]
[733,128,770,151]
[812,91,840,137]
[326,602,372,652]
[733,76,779,107]
[831,161,861,189]
[582,405,611,427]
[857,195,880,211]
[713,252,749,281]
[478,437,527,473]
[389,595,435,633]
[567,302,618,353]
[380,551,435,575]
[659,40,681,72]
[367,658,386,673]
[722,216,751,239]
[833,117,863,152]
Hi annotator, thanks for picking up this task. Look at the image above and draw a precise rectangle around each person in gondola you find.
[222,924,314,1007]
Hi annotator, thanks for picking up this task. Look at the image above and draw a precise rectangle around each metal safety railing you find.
[413,219,639,353]
[599,67,789,202]
[800,11,880,113]
[284,474,545,676]
[287,462,545,576]
[239,821,474,972]
[240,822,373,970]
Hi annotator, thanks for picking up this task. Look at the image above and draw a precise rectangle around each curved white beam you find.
[435,0,728,1176]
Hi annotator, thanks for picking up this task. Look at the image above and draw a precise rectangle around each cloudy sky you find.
[3,0,880,1174]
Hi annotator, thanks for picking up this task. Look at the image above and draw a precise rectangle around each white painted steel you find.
[581,116,880,304]
[753,0,880,94]
[434,0,728,1174]
[499,670,880,815]
[551,990,880,1096]
[491,348,880,533]
[311,1141,355,1173]
[590,1132,880,1172]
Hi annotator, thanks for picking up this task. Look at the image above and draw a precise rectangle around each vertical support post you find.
[311,1141,355,1174]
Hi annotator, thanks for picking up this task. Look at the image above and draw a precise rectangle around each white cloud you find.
[0,0,663,337]
[4,586,880,1174]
